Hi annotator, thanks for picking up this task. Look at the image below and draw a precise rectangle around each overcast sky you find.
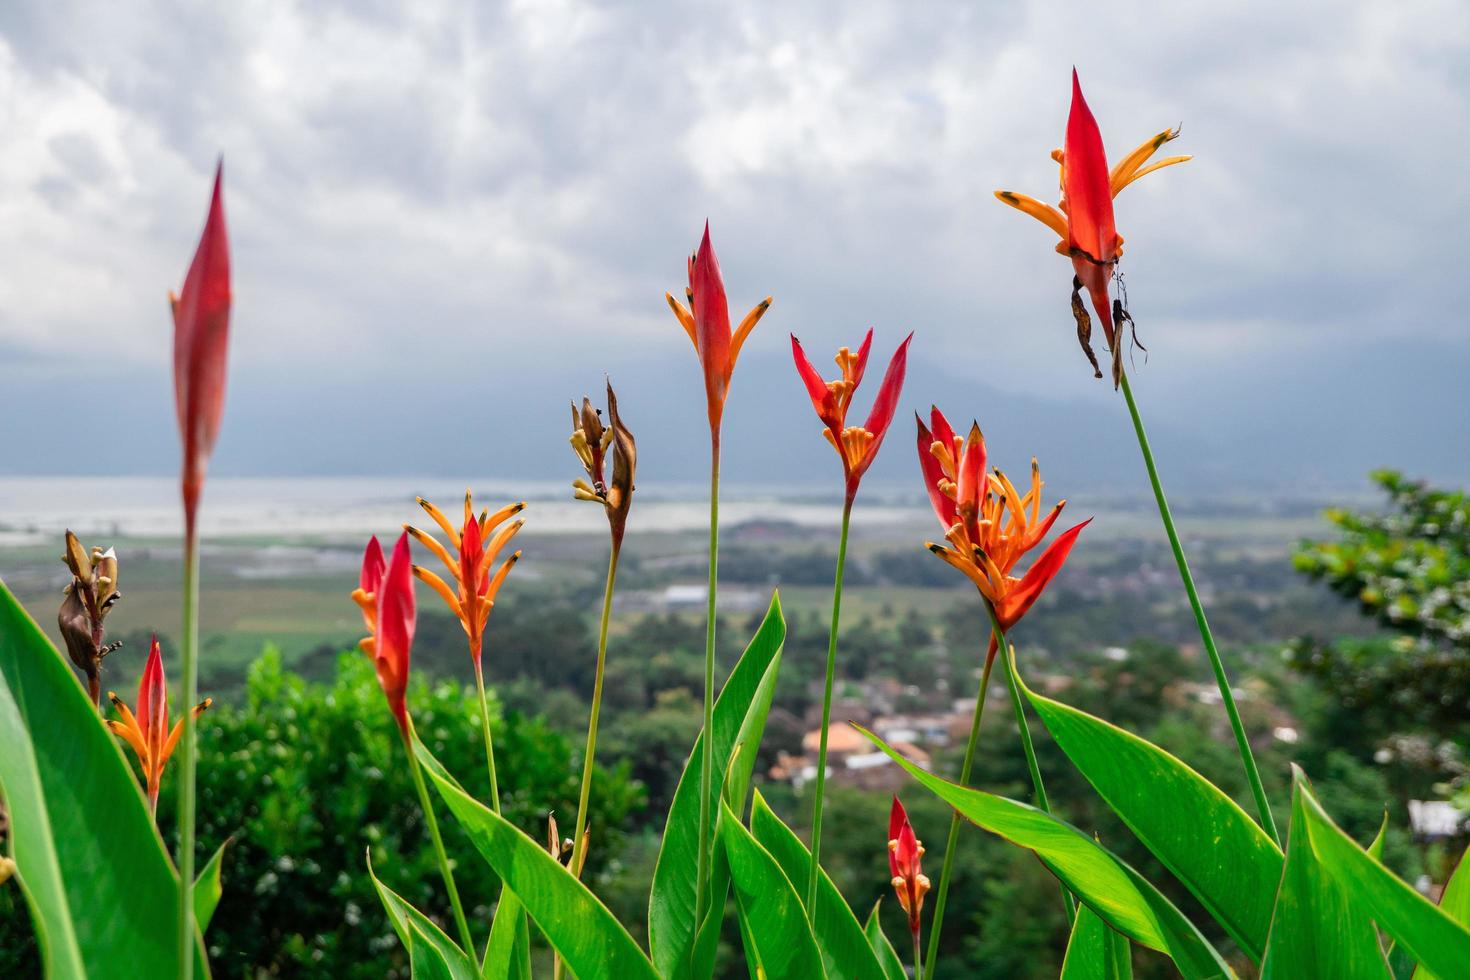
[0,0,1466,500]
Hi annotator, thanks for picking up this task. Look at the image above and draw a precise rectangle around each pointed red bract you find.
[849,332,911,487]
[374,532,416,735]
[954,425,987,540]
[460,515,485,599]
[790,335,840,432]
[137,635,168,755]
[1063,70,1118,266]
[995,518,1091,629]
[173,163,233,535]
[915,414,957,529]
[887,795,909,879]
[690,222,732,429]
[360,536,386,593]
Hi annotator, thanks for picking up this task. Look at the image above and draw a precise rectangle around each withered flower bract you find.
[570,380,637,549]
[57,529,122,707]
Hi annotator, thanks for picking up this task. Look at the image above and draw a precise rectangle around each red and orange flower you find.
[791,329,912,503]
[917,407,1088,655]
[404,493,524,670]
[352,532,418,735]
[888,796,930,939]
[666,223,772,434]
[995,70,1189,386]
[107,636,212,816]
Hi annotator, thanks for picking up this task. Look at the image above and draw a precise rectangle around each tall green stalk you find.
[984,601,1076,925]
[177,523,199,979]
[923,638,997,979]
[805,498,854,911]
[404,719,475,953]
[694,443,720,933]
[912,927,925,980]
[570,545,620,879]
[1118,369,1280,845]
[472,663,501,811]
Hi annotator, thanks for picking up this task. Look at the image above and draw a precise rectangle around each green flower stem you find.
[912,926,925,980]
[472,661,501,813]
[923,637,997,980]
[569,544,621,879]
[404,718,476,954]
[805,497,854,912]
[1118,368,1280,845]
[984,601,1076,926]
[177,523,200,980]
[694,441,720,933]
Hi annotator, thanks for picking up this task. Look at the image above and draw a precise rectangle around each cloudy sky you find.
[0,0,1466,499]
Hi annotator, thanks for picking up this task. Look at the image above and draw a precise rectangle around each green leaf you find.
[412,744,530,980]
[862,902,907,980]
[0,578,209,977]
[1291,769,1470,978]
[748,789,889,980]
[720,799,827,979]
[855,726,1232,980]
[1023,672,1282,961]
[194,838,231,935]
[649,593,786,979]
[1367,812,1390,862]
[367,851,478,980]
[1062,904,1133,980]
[1261,780,1388,979]
[415,738,658,980]
[1412,842,1470,980]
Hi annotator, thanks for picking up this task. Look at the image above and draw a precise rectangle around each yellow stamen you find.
[1114,155,1191,195]
[412,565,465,621]
[405,525,459,581]
[416,497,461,550]
[1108,127,1182,194]
[728,297,772,372]
[481,501,525,536]
[666,293,697,349]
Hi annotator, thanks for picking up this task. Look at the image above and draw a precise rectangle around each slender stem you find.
[570,544,620,879]
[984,601,1076,925]
[694,440,720,933]
[472,661,501,813]
[1118,369,1280,845]
[912,927,925,980]
[404,720,476,953]
[923,640,997,979]
[806,498,853,912]
[177,523,199,979]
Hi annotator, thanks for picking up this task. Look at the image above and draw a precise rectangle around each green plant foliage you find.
[1294,470,1470,649]
[856,726,1232,979]
[720,800,826,979]
[0,579,208,978]
[1021,672,1283,960]
[195,839,230,935]
[1061,905,1133,980]
[1415,844,1470,979]
[748,790,888,980]
[416,739,659,980]
[367,852,479,980]
[648,593,786,979]
[861,902,906,980]
[1261,780,1388,979]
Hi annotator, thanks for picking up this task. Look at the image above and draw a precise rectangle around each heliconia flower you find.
[666,223,772,434]
[918,407,1089,656]
[405,493,524,669]
[57,529,123,708]
[888,796,929,938]
[350,535,387,659]
[570,380,637,549]
[791,330,913,503]
[363,532,417,735]
[107,636,211,817]
[995,70,1189,387]
[171,163,233,535]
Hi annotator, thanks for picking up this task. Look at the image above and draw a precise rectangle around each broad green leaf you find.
[1022,666,1281,961]
[1062,904,1133,980]
[1390,945,1416,980]
[1412,842,1470,980]
[0,578,208,978]
[416,739,658,980]
[366,851,479,980]
[856,726,1232,980]
[749,790,888,980]
[720,800,827,979]
[1293,769,1470,978]
[412,744,530,980]
[195,838,231,935]
[1261,780,1388,979]
[649,593,786,979]
[862,902,907,980]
